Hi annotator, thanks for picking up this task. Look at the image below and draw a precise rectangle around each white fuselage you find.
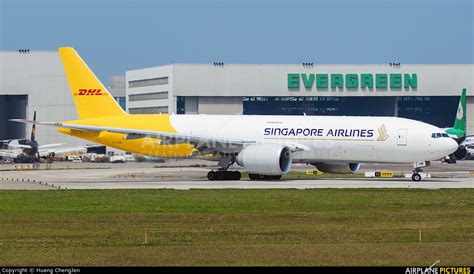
[169,115,458,163]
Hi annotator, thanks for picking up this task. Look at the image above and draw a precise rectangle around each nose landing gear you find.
[411,171,422,182]
[411,161,430,182]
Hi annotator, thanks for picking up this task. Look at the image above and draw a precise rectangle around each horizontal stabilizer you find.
[9,119,62,127]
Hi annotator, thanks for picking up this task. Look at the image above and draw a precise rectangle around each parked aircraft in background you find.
[441,88,473,160]
[444,88,467,139]
[11,47,458,181]
[454,135,474,160]
[1,111,87,164]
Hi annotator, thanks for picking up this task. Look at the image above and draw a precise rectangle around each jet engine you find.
[311,162,360,174]
[237,144,292,175]
[453,146,467,160]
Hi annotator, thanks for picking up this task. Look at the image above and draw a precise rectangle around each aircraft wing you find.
[63,123,252,149]
[38,143,64,149]
[38,146,87,157]
[10,119,308,152]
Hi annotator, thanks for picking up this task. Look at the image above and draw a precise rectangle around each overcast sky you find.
[0,0,472,84]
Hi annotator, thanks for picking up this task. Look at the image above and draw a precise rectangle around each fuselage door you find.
[397,129,408,146]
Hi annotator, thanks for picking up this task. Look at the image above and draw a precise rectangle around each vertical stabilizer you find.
[58,47,126,119]
[453,88,466,132]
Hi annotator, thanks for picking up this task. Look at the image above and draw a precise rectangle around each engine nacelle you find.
[453,146,467,160]
[237,144,292,175]
[311,162,360,174]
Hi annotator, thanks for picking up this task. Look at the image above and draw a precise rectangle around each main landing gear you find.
[207,170,241,181]
[411,161,430,182]
[207,171,282,181]
[207,155,242,181]
[206,154,283,181]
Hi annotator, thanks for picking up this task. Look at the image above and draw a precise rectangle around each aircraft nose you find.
[445,138,459,154]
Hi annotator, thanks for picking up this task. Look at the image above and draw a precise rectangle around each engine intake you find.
[237,144,292,175]
[312,162,360,174]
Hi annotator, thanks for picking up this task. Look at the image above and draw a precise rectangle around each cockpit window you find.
[431,133,450,138]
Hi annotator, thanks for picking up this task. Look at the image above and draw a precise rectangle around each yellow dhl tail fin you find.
[58,47,127,119]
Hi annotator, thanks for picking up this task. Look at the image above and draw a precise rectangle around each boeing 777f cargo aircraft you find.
[12,48,458,181]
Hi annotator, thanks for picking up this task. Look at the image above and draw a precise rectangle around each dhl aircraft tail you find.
[58,47,127,119]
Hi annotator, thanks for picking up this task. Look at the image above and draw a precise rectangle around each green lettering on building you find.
[360,74,373,89]
[375,74,388,88]
[404,74,417,89]
[345,74,358,89]
[301,74,315,89]
[316,74,328,88]
[287,73,417,91]
[288,74,300,89]
[331,74,344,89]
[390,74,402,88]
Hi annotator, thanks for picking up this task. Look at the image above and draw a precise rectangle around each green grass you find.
[0,189,473,266]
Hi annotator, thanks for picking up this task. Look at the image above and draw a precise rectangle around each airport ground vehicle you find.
[110,155,126,163]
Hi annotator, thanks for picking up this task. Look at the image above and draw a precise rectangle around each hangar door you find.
[0,95,27,140]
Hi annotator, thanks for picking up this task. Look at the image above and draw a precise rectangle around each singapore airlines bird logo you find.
[377,124,389,141]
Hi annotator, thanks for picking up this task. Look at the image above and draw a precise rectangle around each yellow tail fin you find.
[58,47,127,119]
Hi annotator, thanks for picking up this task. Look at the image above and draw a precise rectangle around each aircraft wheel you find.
[207,171,216,181]
[228,171,241,180]
[208,171,241,181]
[233,171,242,180]
[412,173,422,182]
[216,171,225,180]
[249,173,258,181]
[261,175,282,180]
